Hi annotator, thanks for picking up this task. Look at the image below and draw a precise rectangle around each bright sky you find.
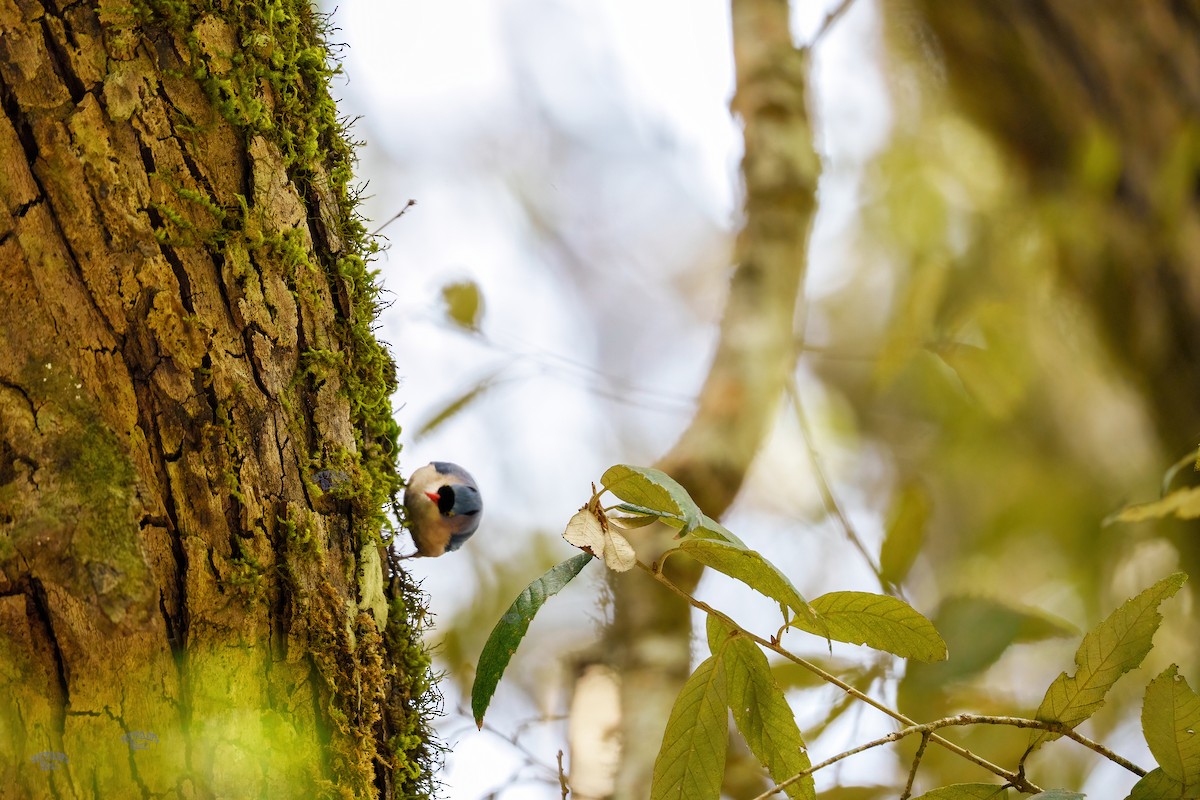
[325,1,891,796]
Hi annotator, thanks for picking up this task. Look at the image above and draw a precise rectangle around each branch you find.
[637,561,1044,794]
[807,0,858,49]
[900,732,930,800]
[753,714,1146,800]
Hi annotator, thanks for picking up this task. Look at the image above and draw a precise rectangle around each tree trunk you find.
[904,0,1200,451]
[0,2,432,798]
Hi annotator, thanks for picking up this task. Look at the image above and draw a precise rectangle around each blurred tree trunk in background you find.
[830,0,1200,792]
[0,2,431,797]
[910,1,1200,453]
[604,0,818,795]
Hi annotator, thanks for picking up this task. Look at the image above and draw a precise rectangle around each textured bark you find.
[606,0,819,795]
[0,2,429,798]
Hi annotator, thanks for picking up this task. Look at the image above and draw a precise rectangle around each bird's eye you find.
[436,486,456,514]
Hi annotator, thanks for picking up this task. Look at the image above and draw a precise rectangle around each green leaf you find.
[675,538,819,627]
[650,655,728,800]
[880,479,930,586]
[1027,573,1188,755]
[1029,792,1085,800]
[415,374,498,440]
[441,279,484,330]
[1125,768,1191,800]
[602,464,703,533]
[471,554,593,727]
[1143,666,1200,787]
[789,591,947,663]
[693,513,748,549]
[611,503,747,548]
[912,784,1010,799]
[1111,487,1200,524]
[707,617,814,800]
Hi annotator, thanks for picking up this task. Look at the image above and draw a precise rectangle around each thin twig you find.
[637,562,1043,794]
[371,198,416,236]
[788,382,897,597]
[751,713,1147,800]
[807,0,858,49]
[900,732,930,800]
[557,750,569,799]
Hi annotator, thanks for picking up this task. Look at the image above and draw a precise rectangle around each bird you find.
[403,462,483,557]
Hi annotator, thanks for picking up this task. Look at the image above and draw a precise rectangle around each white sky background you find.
[322,1,897,796]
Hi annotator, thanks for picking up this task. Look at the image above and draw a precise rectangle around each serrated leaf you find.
[1027,573,1188,755]
[707,617,813,800]
[1126,768,1191,800]
[880,479,930,586]
[912,784,1009,800]
[675,538,819,627]
[789,591,946,662]
[471,553,593,727]
[650,655,728,800]
[602,464,703,533]
[1143,666,1200,787]
[1112,487,1200,524]
[441,279,484,330]
[563,508,636,572]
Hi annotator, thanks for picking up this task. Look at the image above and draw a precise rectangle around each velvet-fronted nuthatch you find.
[403,462,483,557]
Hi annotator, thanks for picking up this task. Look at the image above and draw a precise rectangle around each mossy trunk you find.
[0,2,434,798]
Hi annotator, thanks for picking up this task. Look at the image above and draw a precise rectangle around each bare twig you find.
[371,198,416,236]
[787,382,897,596]
[900,732,930,800]
[751,712,1147,800]
[807,0,859,49]
[557,750,569,799]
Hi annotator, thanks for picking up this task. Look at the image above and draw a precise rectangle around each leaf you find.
[415,371,500,440]
[901,596,1076,705]
[610,503,747,547]
[1125,768,1192,800]
[675,538,819,627]
[790,591,947,663]
[912,784,1010,800]
[1143,666,1200,787]
[650,655,728,800]
[563,507,636,572]
[1029,793,1085,800]
[608,513,660,530]
[471,553,593,727]
[1111,487,1200,524]
[1027,572,1187,755]
[707,617,814,800]
[693,514,749,549]
[441,279,484,330]
[602,464,703,533]
[880,479,930,586]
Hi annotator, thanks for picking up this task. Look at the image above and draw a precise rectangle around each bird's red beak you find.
[425,491,440,503]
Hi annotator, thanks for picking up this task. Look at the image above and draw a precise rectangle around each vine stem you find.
[636,561,1044,794]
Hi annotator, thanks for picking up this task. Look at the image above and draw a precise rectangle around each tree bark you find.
[0,2,431,798]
